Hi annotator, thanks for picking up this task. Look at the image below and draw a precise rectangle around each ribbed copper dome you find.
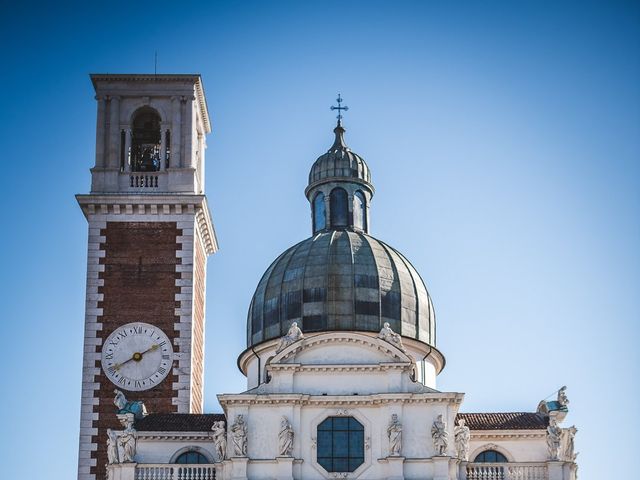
[247,230,436,348]
[307,125,372,191]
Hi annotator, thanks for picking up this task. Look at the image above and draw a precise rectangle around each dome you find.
[306,124,372,193]
[247,230,436,348]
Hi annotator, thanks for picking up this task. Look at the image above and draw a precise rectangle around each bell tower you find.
[76,74,218,480]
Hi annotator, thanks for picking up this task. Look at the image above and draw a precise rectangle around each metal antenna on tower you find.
[154,51,158,75]
[330,94,349,126]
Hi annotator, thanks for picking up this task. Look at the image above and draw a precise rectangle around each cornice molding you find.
[274,332,412,365]
[470,430,546,440]
[267,362,412,374]
[76,194,218,255]
[218,392,464,408]
[137,431,212,441]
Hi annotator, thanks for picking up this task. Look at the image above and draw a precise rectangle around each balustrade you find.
[129,174,159,188]
[467,463,548,480]
[135,464,216,480]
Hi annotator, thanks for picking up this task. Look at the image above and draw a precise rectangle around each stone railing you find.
[129,174,159,188]
[135,464,216,480]
[466,462,548,480]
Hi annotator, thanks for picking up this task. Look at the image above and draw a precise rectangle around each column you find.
[124,130,132,172]
[171,96,182,168]
[159,122,168,171]
[95,96,107,168]
[107,96,121,169]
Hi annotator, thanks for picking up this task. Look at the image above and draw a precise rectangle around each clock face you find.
[101,322,174,391]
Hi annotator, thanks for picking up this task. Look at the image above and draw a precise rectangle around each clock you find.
[101,322,174,391]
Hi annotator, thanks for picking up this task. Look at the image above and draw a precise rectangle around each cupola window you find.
[354,191,366,231]
[313,192,326,232]
[330,188,349,228]
[317,416,364,473]
[131,109,162,172]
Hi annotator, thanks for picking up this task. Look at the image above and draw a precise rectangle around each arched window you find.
[473,450,508,462]
[131,109,162,172]
[353,191,366,231]
[317,416,364,473]
[313,192,326,232]
[330,188,349,228]
[174,450,210,464]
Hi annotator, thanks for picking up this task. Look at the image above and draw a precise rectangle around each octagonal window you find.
[317,416,364,473]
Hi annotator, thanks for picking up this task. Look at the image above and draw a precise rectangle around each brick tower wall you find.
[91,221,181,479]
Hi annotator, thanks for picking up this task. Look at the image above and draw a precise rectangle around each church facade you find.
[76,74,578,480]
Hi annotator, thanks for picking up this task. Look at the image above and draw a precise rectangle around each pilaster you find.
[385,456,405,480]
[274,456,294,480]
[229,457,248,480]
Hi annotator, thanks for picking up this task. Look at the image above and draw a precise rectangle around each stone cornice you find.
[275,333,412,364]
[137,431,212,441]
[76,194,218,255]
[267,362,412,373]
[217,392,464,408]
[238,331,446,376]
[470,429,546,440]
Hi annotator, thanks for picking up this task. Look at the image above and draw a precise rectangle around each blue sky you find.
[0,1,638,478]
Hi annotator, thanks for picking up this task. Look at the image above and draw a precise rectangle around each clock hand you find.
[114,344,159,370]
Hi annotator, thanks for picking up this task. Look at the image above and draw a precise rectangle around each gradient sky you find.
[0,1,638,479]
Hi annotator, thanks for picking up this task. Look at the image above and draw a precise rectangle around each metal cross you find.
[330,94,349,125]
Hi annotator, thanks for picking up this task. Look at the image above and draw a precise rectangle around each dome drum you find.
[307,182,372,234]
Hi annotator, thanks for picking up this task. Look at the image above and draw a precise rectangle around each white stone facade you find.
[105,330,578,480]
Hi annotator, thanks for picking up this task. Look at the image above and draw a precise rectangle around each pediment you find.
[270,331,413,366]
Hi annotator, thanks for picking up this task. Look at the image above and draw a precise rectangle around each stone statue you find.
[231,414,248,457]
[276,322,304,353]
[454,418,470,461]
[431,414,448,456]
[563,425,578,461]
[211,421,227,462]
[117,415,137,463]
[387,414,402,456]
[113,389,148,419]
[278,416,294,457]
[377,322,406,352]
[114,389,127,411]
[557,386,569,408]
[546,417,562,460]
[106,428,119,465]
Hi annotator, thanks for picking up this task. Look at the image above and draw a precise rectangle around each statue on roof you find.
[377,322,406,352]
[454,418,470,461]
[106,428,119,465]
[546,417,562,460]
[276,322,304,353]
[113,389,147,420]
[431,414,448,456]
[563,425,578,462]
[117,414,137,463]
[212,421,227,461]
[557,386,569,408]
